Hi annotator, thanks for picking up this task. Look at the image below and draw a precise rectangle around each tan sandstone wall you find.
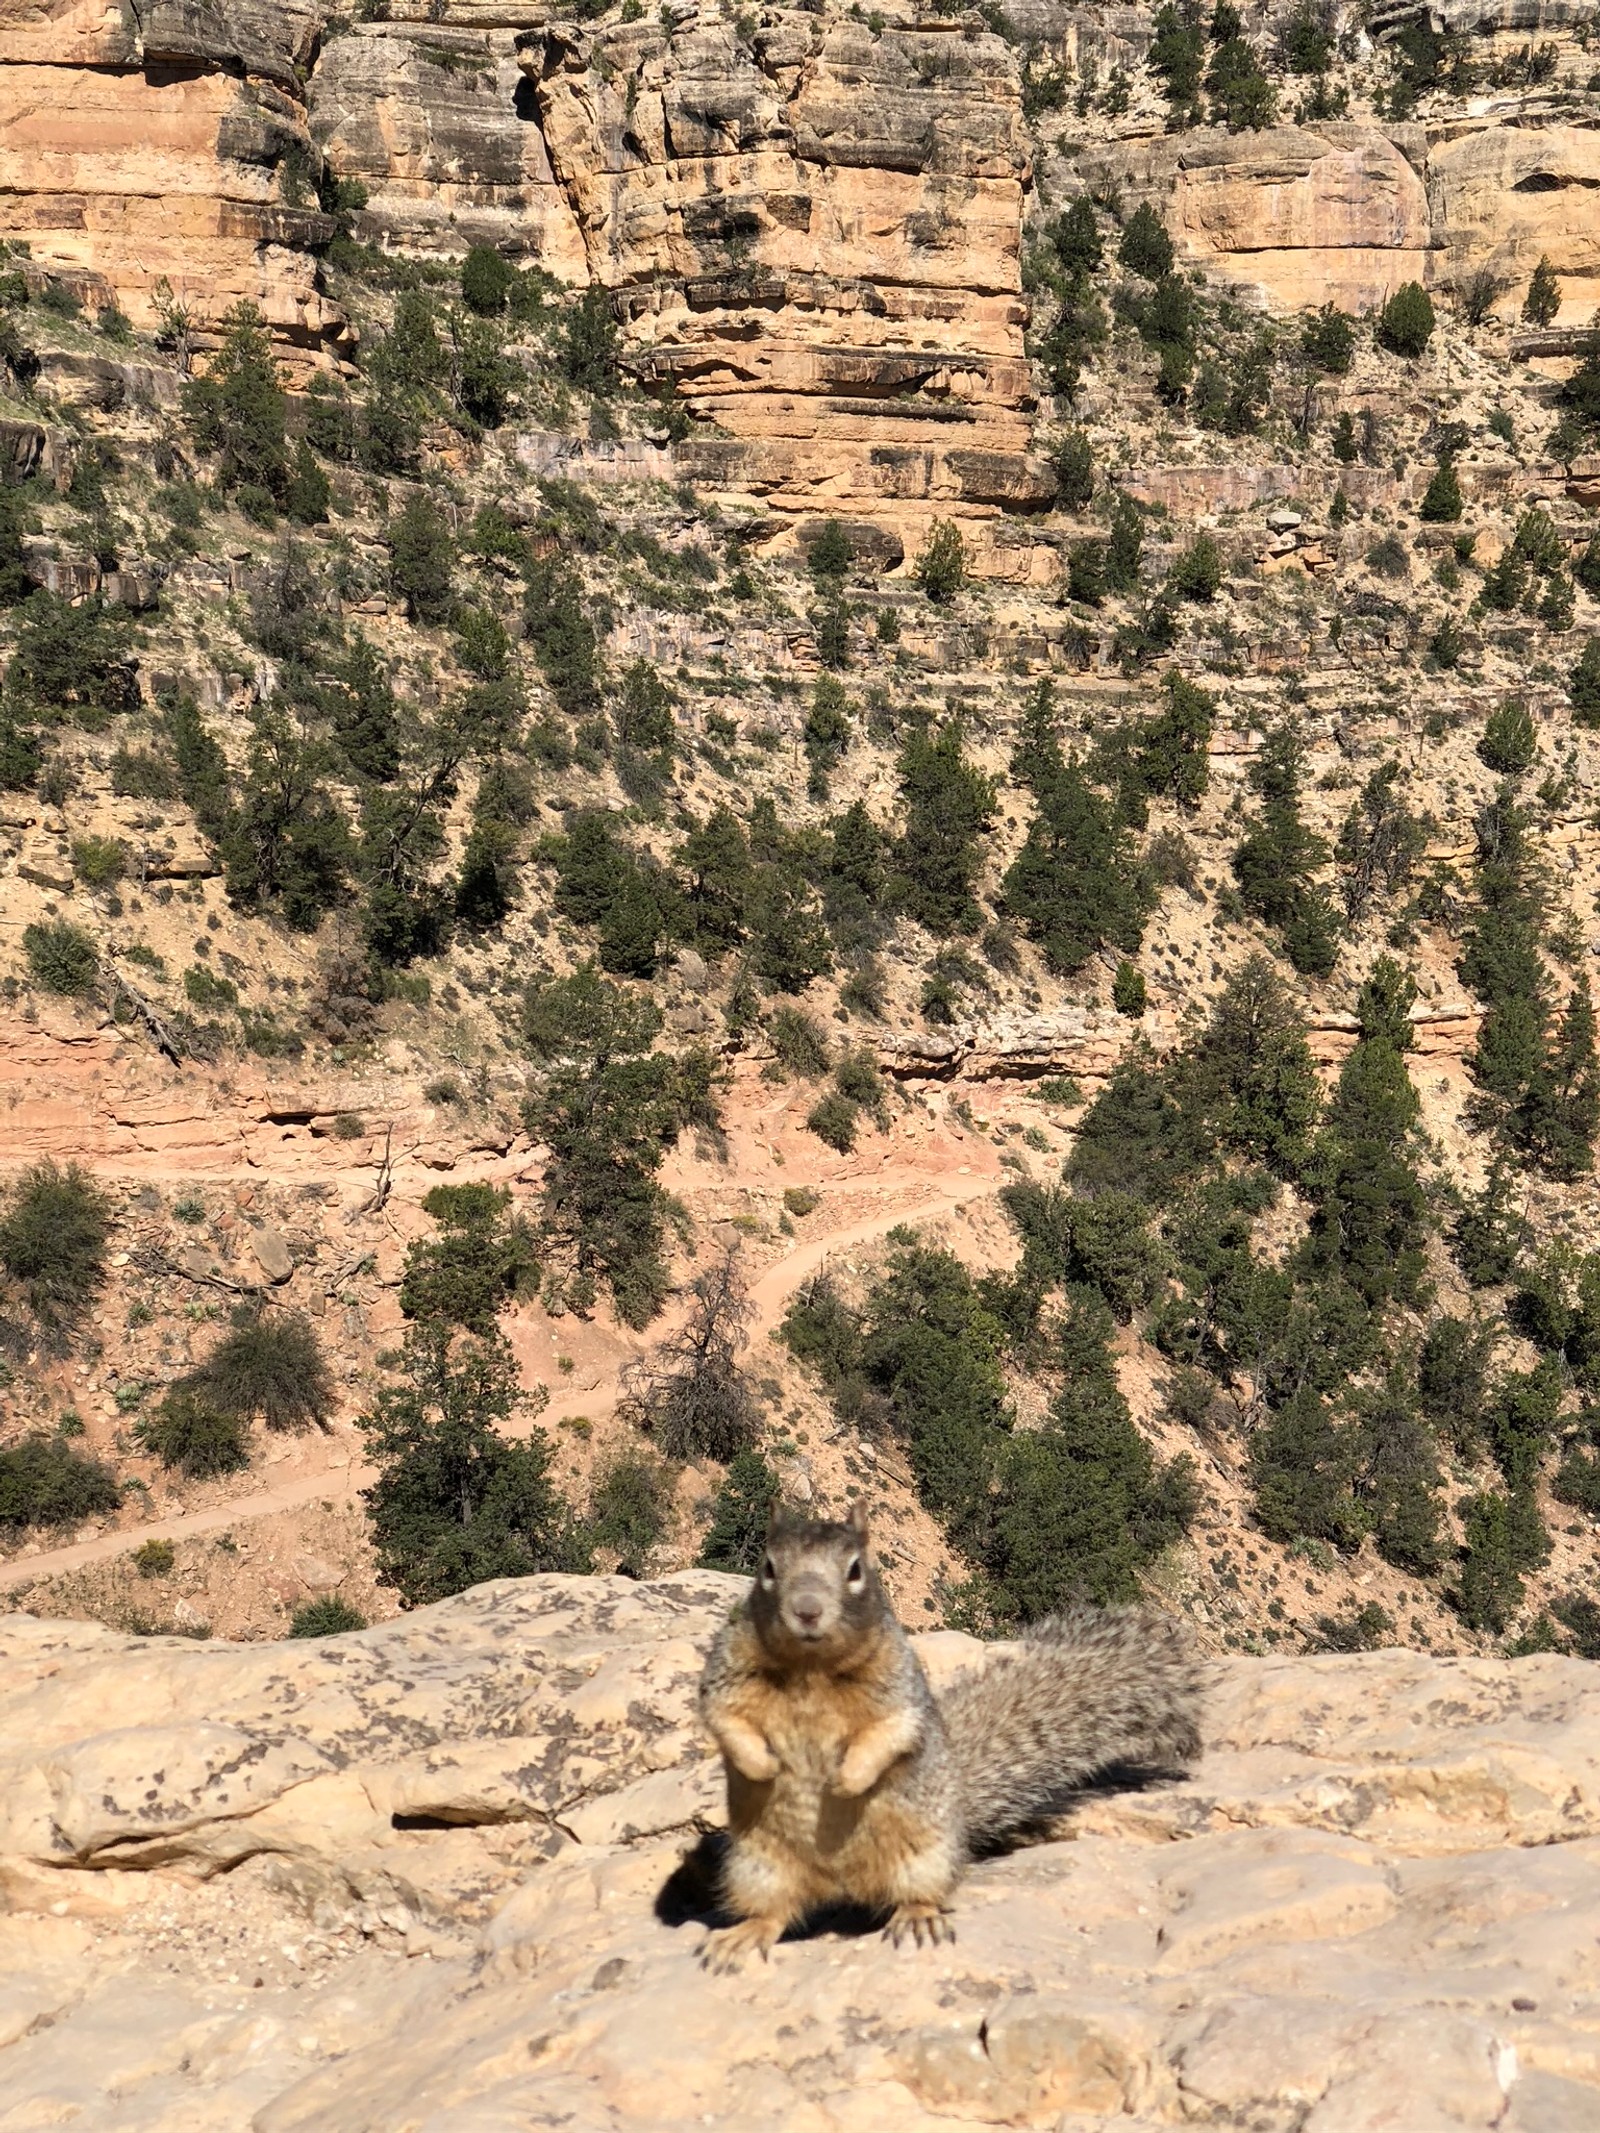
[0,0,348,356]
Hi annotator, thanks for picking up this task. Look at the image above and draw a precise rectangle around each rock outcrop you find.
[308,23,588,277]
[11,0,1600,561]
[3,1575,1600,2131]
[0,0,347,357]
[528,9,1048,573]
[1082,111,1600,322]
[1080,123,1433,314]
[315,5,1051,575]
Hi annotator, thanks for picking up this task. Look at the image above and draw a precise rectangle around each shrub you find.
[588,1454,670,1576]
[914,520,965,604]
[1067,538,1107,606]
[1457,1490,1524,1632]
[834,1050,888,1123]
[1231,726,1338,979]
[0,1432,119,1528]
[1478,698,1536,775]
[189,1308,333,1432]
[1250,1389,1362,1549]
[389,492,455,624]
[697,1448,782,1572]
[894,721,995,935]
[1169,533,1222,601]
[136,1386,251,1477]
[0,1161,111,1333]
[1052,431,1095,507]
[1419,460,1463,523]
[181,301,288,499]
[184,964,238,1010]
[1456,268,1503,328]
[1377,282,1434,358]
[10,593,137,726]
[289,1596,368,1637]
[807,517,854,582]
[803,675,852,797]
[976,1292,1194,1620]
[1570,638,1600,724]
[109,745,179,800]
[1118,203,1175,281]
[24,919,98,997]
[134,1538,175,1578]
[1314,1602,1395,1653]
[1522,255,1561,328]
[1112,960,1148,1016]
[399,1182,540,1335]
[461,245,515,317]
[616,658,675,752]
[1301,305,1354,375]
[767,1006,832,1079]
[560,286,620,393]
[1366,533,1409,580]
[521,971,716,1326]
[806,1089,860,1153]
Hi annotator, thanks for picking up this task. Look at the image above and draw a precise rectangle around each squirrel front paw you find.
[833,1740,882,1797]
[715,1716,780,1783]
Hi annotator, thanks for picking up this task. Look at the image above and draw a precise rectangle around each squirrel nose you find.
[794,1601,822,1629]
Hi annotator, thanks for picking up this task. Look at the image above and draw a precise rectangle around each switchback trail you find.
[0,1167,997,1594]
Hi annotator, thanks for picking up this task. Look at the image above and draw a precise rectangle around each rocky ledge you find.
[3,1576,1599,2131]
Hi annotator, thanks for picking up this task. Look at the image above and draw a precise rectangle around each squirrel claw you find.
[701,1918,782,1974]
[884,1903,955,1949]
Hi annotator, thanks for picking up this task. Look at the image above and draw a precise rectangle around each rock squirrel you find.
[697,1503,1204,1971]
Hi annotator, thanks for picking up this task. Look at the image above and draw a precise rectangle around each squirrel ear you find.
[847,1501,870,1545]
[764,1500,787,1538]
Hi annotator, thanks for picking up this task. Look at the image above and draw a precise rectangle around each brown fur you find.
[697,1506,1204,1969]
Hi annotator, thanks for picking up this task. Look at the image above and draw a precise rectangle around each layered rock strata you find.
[0,0,346,356]
[514,7,1050,574]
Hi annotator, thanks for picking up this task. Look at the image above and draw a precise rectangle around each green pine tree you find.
[697,1450,782,1572]
[1002,749,1151,976]
[1419,458,1463,523]
[360,1322,587,1607]
[1569,639,1600,725]
[1522,255,1562,328]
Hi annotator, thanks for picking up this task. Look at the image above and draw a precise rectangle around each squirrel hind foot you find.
[701,1916,785,1974]
[883,1902,956,1950]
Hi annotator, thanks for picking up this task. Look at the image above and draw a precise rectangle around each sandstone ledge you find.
[2,1576,1599,2131]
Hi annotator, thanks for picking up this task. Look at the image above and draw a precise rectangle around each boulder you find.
[249,1225,295,1284]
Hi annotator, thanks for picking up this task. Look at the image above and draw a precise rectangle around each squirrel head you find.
[747,1502,885,1666]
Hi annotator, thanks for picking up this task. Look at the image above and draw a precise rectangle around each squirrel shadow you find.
[654,1830,885,1943]
[656,1757,1184,1941]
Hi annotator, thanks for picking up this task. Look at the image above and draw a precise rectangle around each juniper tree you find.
[1522,256,1561,328]
[1232,723,1338,977]
[360,1323,586,1606]
[893,721,995,934]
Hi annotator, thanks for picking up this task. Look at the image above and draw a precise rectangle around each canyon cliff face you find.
[1084,116,1600,319]
[0,0,347,357]
[11,0,1599,566]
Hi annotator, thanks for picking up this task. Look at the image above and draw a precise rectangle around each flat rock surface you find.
[2,1578,1599,2131]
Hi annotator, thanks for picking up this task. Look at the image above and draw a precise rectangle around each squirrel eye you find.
[846,1557,863,1582]
[760,1556,776,1583]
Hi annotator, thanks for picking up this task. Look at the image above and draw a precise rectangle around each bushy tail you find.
[939,1606,1205,1851]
